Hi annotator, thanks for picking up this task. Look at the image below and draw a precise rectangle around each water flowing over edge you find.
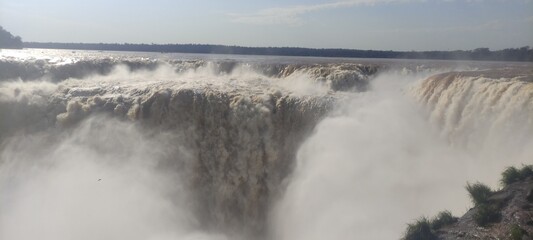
[1,50,532,240]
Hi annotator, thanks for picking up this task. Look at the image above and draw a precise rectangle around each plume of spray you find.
[269,70,533,239]
[411,73,533,184]
[0,60,338,239]
[3,50,531,240]
[0,117,228,240]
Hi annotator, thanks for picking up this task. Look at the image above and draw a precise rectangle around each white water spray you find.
[1,50,532,240]
[0,117,227,240]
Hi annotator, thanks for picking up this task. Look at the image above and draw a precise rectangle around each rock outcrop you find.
[436,178,533,239]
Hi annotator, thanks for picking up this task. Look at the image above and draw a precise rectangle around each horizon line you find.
[22,41,532,53]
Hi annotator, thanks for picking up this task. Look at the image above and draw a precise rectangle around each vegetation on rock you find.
[465,182,493,206]
[473,204,500,227]
[403,164,533,239]
[501,165,533,187]
[403,217,438,240]
[430,211,458,230]
[403,211,458,240]
[510,224,528,240]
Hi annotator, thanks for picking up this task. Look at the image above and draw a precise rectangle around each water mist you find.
[0,117,226,240]
[1,50,532,240]
[271,71,533,239]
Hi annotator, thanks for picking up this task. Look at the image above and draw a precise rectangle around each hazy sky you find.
[1,0,532,51]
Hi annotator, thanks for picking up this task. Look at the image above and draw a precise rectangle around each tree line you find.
[2,25,531,62]
[23,42,533,62]
[0,26,23,49]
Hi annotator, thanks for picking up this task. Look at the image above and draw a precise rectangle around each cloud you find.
[375,14,533,36]
[230,0,530,26]
[374,19,505,34]
[229,0,415,26]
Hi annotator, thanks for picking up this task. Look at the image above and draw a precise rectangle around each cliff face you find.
[435,178,533,239]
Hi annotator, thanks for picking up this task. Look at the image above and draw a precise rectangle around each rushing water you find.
[1,49,532,240]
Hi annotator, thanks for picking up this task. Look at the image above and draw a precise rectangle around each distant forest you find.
[0,27,23,49]
[23,42,533,62]
[1,25,531,62]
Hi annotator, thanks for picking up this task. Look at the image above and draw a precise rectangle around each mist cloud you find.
[0,117,227,240]
[271,71,533,239]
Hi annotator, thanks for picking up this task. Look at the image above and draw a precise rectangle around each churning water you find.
[1,49,532,239]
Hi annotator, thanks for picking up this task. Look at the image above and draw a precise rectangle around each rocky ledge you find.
[404,166,533,240]
[437,178,533,240]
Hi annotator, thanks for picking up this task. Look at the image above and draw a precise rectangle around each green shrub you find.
[473,204,500,226]
[430,210,458,230]
[510,224,528,240]
[501,166,521,186]
[466,182,492,206]
[403,217,437,240]
[519,165,533,179]
[501,165,533,187]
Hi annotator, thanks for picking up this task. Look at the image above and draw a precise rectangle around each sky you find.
[0,0,532,51]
